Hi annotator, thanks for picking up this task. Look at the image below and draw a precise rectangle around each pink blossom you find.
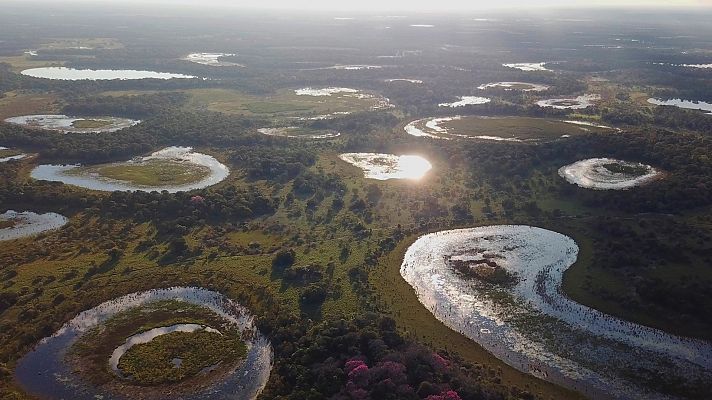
[427,390,462,400]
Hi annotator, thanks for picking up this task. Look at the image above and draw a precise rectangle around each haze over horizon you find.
[15,0,712,12]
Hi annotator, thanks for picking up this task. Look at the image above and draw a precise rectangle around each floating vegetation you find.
[21,67,197,80]
[258,126,340,139]
[477,82,549,91]
[339,153,432,180]
[4,114,140,133]
[401,226,712,400]
[31,146,229,192]
[15,287,272,400]
[438,96,491,108]
[559,158,662,190]
[0,210,68,241]
[536,94,600,110]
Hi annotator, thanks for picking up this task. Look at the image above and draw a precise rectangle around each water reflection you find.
[339,153,432,180]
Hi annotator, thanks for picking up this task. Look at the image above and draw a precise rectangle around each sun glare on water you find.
[397,155,432,180]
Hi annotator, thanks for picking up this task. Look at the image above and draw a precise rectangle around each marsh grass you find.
[117,329,247,385]
[68,159,211,186]
[71,119,113,129]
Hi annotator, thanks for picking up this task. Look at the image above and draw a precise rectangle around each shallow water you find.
[0,146,28,162]
[438,96,491,108]
[294,87,359,96]
[0,210,68,241]
[502,62,550,71]
[21,67,196,80]
[183,53,243,67]
[401,226,712,400]
[537,94,600,110]
[559,158,661,190]
[257,127,340,139]
[647,98,712,114]
[477,82,549,91]
[339,153,431,180]
[31,146,229,193]
[15,287,273,400]
[5,114,140,133]
[385,78,423,84]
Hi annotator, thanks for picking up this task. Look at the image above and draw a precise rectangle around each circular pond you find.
[477,82,549,92]
[15,287,273,400]
[404,116,609,141]
[258,126,340,139]
[339,153,431,180]
[0,210,68,241]
[5,114,140,133]
[536,94,600,110]
[31,146,229,193]
[559,158,662,190]
[21,67,197,81]
[401,226,712,399]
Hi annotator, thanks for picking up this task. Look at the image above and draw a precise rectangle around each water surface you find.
[0,210,68,241]
[21,67,197,80]
[15,287,273,400]
[31,146,229,193]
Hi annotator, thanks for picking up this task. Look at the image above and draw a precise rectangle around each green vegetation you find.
[3,12,712,400]
[602,162,648,176]
[118,329,247,385]
[68,159,211,186]
[185,88,386,118]
[69,301,243,387]
[411,116,611,141]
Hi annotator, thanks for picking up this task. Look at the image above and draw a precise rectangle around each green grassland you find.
[0,91,61,119]
[0,56,65,73]
[407,116,612,141]
[67,159,212,186]
[186,88,386,117]
[38,37,124,50]
[70,300,246,387]
[118,329,247,385]
[3,60,712,400]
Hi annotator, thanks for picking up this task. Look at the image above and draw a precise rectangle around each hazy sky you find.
[43,0,712,11]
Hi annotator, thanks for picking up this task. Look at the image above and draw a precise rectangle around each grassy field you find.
[407,116,612,141]
[0,91,61,119]
[69,159,212,186]
[186,88,386,117]
[118,329,246,385]
[71,119,113,129]
[38,37,124,50]
[0,56,65,73]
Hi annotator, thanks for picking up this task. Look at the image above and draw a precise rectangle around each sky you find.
[34,0,712,11]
